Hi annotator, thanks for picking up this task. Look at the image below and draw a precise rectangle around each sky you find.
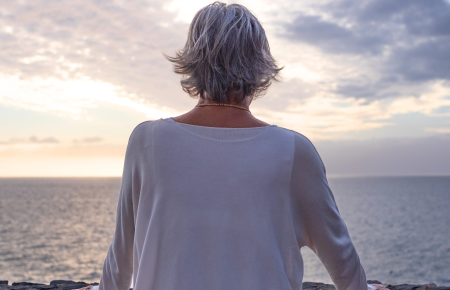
[0,0,449,176]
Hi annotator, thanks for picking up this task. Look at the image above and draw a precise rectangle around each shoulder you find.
[275,127,321,156]
[276,127,325,172]
[126,119,161,148]
[130,120,158,136]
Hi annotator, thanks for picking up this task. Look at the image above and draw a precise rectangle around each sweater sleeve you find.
[290,133,368,290]
[97,127,141,290]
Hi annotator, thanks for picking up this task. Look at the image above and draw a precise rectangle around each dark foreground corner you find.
[1,280,450,290]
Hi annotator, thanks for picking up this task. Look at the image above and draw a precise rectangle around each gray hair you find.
[164,1,283,104]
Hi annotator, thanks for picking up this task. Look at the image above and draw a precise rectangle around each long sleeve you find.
[290,133,368,290]
[95,128,141,290]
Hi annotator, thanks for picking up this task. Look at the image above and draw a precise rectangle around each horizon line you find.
[1,174,450,178]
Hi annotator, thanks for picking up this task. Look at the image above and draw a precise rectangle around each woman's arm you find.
[291,133,369,290]
[98,166,135,290]
[91,127,142,290]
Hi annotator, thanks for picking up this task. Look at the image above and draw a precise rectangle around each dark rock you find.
[9,284,46,290]
[49,282,74,286]
[11,284,44,287]
[29,286,58,290]
[385,284,450,290]
[8,287,29,290]
[302,282,336,289]
[56,283,89,290]
[386,284,425,290]
[0,282,8,285]
[368,280,383,284]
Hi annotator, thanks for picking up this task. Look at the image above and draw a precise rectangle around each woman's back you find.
[97,119,367,290]
[86,2,379,289]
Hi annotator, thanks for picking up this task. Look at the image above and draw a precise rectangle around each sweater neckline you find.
[159,118,277,130]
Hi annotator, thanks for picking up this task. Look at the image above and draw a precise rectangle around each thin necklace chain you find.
[196,103,250,112]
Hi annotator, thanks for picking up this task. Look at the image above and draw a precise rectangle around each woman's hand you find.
[372,284,389,290]
[74,285,94,290]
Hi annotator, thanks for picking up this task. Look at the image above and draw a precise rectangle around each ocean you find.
[0,177,449,286]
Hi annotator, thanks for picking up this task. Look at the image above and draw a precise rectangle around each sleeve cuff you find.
[91,285,99,290]
[368,284,377,290]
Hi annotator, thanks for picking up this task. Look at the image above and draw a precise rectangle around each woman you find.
[80,2,388,290]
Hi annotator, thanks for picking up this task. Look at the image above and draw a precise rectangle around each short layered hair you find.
[164,1,283,104]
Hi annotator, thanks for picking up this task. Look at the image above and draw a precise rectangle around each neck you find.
[171,94,270,128]
[197,92,251,109]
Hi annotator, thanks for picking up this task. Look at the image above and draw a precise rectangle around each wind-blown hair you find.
[164,1,283,103]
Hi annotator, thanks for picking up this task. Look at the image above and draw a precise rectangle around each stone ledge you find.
[0,280,449,290]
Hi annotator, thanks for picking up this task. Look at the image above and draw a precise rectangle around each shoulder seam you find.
[128,120,158,141]
[282,127,327,174]
[275,126,311,142]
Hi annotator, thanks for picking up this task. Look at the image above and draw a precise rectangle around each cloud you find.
[0,73,181,119]
[0,0,449,139]
[284,13,387,55]
[73,136,104,143]
[29,136,59,143]
[254,80,450,139]
[425,127,450,134]
[0,136,59,145]
[0,143,125,157]
[282,0,450,99]
[0,0,189,108]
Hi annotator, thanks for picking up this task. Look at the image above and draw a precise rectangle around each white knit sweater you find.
[91,118,375,290]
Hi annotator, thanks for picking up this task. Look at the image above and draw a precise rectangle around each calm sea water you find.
[0,177,449,286]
